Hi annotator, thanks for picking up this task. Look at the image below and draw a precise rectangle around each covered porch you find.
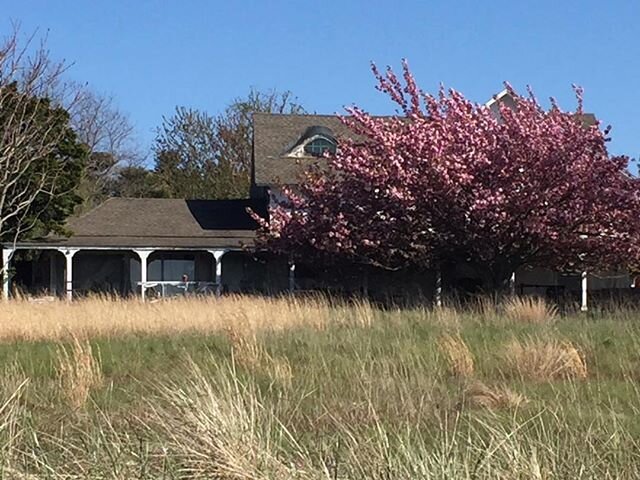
[1,197,291,300]
[3,246,222,300]
[3,246,291,300]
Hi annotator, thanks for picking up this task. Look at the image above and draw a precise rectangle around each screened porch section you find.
[141,250,217,298]
[6,247,290,300]
[1,197,291,299]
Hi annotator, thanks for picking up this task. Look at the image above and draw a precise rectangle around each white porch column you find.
[135,250,152,301]
[581,271,588,312]
[63,249,79,301]
[435,268,442,308]
[509,271,516,296]
[2,248,14,300]
[288,259,296,293]
[207,250,227,297]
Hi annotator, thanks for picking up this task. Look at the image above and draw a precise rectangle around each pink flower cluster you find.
[256,61,640,286]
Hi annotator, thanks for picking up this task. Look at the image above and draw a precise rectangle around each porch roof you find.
[11,197,267,250]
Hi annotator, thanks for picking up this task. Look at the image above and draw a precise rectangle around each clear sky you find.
[3,0,639,165]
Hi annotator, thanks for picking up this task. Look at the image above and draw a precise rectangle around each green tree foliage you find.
[0,83,87,243]
[108,165,162,198]
[152,89,305,199]
[153,108,221,198]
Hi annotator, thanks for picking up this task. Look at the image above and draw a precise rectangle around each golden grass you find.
[503,296,558,324]
[0,294,558,343]
[465,381,527,410]
[144,359,314,479]
[428,306,461,327]
[0,297,637,477]
[225,328,293,386]
[502,336,587,381]
[473,295,500,320]
[438,333,474,378]
[0,295,368,342]
[55,335,103,409]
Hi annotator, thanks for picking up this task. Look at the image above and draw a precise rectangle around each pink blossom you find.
[256,61,640,287]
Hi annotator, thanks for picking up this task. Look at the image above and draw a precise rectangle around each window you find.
[304,137,336,157]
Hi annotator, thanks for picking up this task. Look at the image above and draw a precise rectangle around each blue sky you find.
[3,1,639,166]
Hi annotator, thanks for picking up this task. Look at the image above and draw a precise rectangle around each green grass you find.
[1,303,640,477]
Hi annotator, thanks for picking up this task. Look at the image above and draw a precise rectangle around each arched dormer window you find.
[287,125,337,158]
[304,136,336,157]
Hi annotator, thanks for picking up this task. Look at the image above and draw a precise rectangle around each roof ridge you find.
[253,112,342,118]
[253,112,400,120]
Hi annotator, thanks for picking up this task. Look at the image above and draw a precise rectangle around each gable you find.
[252,113,353,186]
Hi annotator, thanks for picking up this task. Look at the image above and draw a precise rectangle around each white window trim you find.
[287,134,337,158]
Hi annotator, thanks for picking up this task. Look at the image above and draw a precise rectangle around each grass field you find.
[0,295,639,478]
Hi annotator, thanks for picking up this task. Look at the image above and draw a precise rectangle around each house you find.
[1,92,631,305]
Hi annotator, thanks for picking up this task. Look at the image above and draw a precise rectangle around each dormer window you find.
[286,125,338,158]
[304,137,336,157]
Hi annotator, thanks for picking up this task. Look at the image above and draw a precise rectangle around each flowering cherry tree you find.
[256,61,640,289]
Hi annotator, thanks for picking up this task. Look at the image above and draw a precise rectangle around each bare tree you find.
[213,88,305,181]
[0,27,86,280]
[65,85,143,208]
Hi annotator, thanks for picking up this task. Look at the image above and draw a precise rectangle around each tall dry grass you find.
[471,295,558,324]
[502,336,587,381]
[503,296,558,324]
[130,358,639,479]
[438,333,475,377]
[225,328,293,387]
[0,294,561,343]
[55,335,103,408]
[0,295,372,342]
[140,359,314,479]
[0,296,636,477]
[465,381,527,410]
[428,306,461,327]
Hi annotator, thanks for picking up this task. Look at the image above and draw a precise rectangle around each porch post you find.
[135,250,152,301]
[581,271,588,312]
[435,267,442,308]
[2,248,14,300]
[63,249,78,301]
[288,258,296,293]
[209,250,227,297]
[509,271,516,296]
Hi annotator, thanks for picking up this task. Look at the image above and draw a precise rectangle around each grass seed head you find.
[439,333,474,378]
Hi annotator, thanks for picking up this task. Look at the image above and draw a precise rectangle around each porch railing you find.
[137,281,217,298]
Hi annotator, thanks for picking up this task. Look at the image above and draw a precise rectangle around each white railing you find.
[137,281,217,298]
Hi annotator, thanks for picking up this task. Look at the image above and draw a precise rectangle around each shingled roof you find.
[15,198,267,249]
[253,113,356,186]
[252,108,598,187]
